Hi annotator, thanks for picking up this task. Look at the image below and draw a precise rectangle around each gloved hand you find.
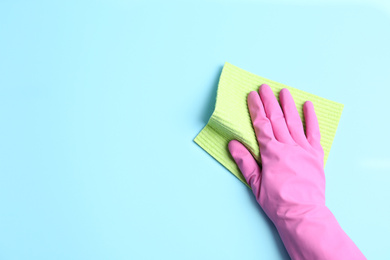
[228,84,365,260]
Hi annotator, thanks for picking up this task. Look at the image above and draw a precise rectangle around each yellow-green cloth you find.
[194,62,344,185]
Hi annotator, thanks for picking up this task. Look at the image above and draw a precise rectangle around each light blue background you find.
[0,0,389,259]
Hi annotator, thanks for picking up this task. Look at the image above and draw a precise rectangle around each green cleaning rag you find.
[194,62,344,186]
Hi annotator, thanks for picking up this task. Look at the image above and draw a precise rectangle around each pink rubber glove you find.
[228,84,365,260]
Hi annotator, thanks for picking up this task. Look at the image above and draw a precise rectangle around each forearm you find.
[273,206,366,260]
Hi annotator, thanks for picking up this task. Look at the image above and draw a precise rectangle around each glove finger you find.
[228,140,261,197]
[247,90,275,147]
[303,101,322,150]
[259,84,294,144]
[279,88,310,148]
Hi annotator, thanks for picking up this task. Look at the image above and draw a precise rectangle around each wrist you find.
[271,205,366,260]
[267,203,329,227]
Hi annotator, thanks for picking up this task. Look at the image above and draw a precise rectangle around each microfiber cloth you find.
[194,62,344,186]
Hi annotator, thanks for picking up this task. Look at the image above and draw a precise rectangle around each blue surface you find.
[1,1,389,259]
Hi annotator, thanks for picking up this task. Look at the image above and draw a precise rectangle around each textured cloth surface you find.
[194,62,344,185]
